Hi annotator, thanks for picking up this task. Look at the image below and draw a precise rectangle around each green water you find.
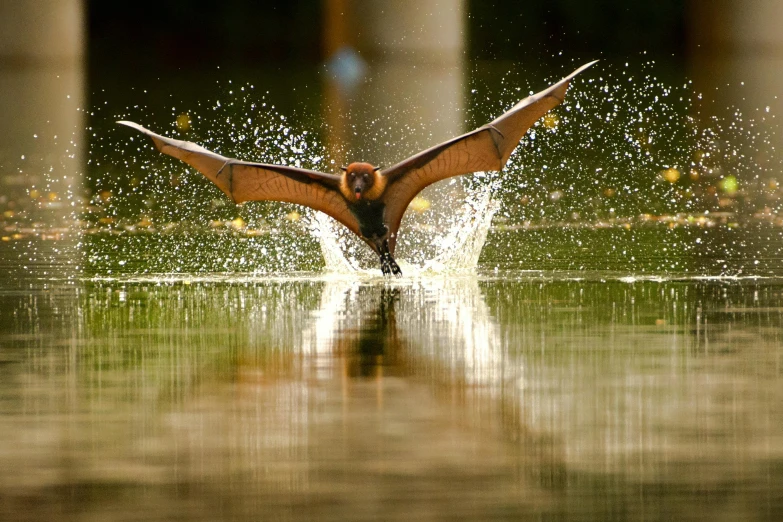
[1,239,782,520]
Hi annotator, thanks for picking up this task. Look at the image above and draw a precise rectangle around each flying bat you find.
[118,61,596,275]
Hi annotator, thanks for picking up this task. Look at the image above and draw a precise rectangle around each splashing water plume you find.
[63,60,783,277]
[314,181,499,275]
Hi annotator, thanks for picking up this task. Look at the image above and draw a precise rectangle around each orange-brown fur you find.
[339,162,387,202]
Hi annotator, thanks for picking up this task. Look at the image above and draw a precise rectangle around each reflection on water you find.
[1,254,781,520]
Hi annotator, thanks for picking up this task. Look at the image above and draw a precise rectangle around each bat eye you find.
[363,174,369,180]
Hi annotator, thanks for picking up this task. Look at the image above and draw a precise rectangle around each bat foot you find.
[377,239,402,277]
[390,260,402,277]
[379,252,402,277]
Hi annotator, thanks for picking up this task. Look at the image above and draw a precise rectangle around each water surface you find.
[1,240,781,520]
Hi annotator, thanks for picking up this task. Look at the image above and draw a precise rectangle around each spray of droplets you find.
[71,60,783,276]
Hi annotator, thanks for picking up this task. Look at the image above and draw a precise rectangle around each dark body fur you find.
[349,199,388,240]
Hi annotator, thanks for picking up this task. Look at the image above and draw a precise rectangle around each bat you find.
[118,61,596,275]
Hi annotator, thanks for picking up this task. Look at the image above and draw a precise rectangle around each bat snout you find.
[352,180,367,199]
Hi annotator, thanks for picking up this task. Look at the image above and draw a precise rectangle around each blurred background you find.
[2,3,783,521]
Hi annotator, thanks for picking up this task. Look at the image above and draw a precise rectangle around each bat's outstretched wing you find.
[118,121,362,237]
[379,61,597,252]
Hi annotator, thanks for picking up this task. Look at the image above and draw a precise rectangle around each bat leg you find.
[380,254,402,277]
[378,239,402,277]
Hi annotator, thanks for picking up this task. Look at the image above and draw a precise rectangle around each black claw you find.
[378,240,402,277]
[390,260,402,277]
[380,255,401,277]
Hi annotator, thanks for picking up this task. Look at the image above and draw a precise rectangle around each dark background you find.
[88,0,686,69]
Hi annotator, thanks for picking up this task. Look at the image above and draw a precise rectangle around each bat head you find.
[340,162,383,201]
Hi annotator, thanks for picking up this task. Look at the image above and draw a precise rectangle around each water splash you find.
[314,180,499,275]
[63,60,783,276]
[423,183,500,272]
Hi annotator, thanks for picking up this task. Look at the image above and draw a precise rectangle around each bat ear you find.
[340,166,348,172]
[373,166,382,172]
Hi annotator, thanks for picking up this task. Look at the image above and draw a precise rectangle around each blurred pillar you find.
[322,0,467,263]
[323,0,466,157]
[0,0,85,228]
[687,0,782,270]
[688,0,783,128]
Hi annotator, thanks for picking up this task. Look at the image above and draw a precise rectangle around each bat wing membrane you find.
[379,61,597,252]
[118,121,362,237]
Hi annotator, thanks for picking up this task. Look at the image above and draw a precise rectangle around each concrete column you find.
[0,0,85,228]
[322,0,468,267]
[689,0,783,135]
